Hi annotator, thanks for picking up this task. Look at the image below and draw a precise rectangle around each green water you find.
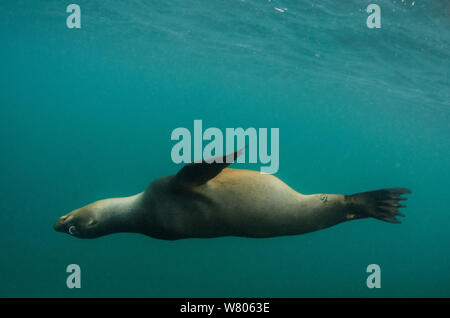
[0,0,449,297]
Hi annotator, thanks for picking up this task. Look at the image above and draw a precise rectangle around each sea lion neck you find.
[95,193,147,236]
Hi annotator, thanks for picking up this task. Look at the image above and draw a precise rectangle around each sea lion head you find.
[54,201,107,238]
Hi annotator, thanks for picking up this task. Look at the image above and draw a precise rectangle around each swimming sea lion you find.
[54,149,411,240]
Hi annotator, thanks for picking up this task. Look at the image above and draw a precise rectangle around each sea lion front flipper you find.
[172,147,245,187]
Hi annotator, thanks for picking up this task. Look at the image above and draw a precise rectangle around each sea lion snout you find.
[53,206,104,238]
[54,214,71,232]
[53,219,64,232]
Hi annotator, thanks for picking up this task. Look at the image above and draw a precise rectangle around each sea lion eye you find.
[68,225,77,235]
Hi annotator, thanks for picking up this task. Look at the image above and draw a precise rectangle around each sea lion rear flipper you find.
[172,147,245,187]
[346,187,412,223]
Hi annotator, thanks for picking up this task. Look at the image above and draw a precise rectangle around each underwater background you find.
[0,0,449,297]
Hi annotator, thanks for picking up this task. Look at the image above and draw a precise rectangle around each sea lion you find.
[54,149,411,240]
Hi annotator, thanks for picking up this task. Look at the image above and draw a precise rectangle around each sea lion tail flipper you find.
[172,147,245,187]
[346,188,412,224]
